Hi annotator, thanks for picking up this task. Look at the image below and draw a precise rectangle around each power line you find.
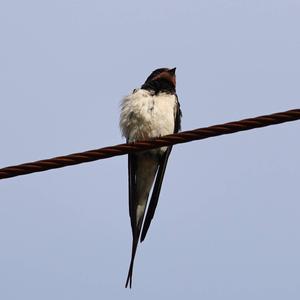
[0,108,299,180]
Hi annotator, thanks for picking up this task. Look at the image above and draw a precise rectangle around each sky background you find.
[1,0,300,299]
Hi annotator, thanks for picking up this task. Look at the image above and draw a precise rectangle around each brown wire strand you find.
[1,108,299,180]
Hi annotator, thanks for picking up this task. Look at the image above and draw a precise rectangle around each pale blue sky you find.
[1,1,300,299]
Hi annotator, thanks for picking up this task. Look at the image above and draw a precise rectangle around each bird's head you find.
[142,68,176,93]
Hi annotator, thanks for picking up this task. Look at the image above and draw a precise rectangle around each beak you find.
[168,67,176,75]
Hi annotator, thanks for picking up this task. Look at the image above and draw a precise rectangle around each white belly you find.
[120,89,176,143]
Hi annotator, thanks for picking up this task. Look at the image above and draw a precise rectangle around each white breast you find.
[120,89,177,143]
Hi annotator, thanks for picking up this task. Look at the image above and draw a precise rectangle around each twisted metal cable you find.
[1,108,299,180]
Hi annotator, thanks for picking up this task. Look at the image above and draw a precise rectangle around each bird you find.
[119,67,182,288]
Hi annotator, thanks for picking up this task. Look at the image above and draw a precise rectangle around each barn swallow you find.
[120,68,182,288]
